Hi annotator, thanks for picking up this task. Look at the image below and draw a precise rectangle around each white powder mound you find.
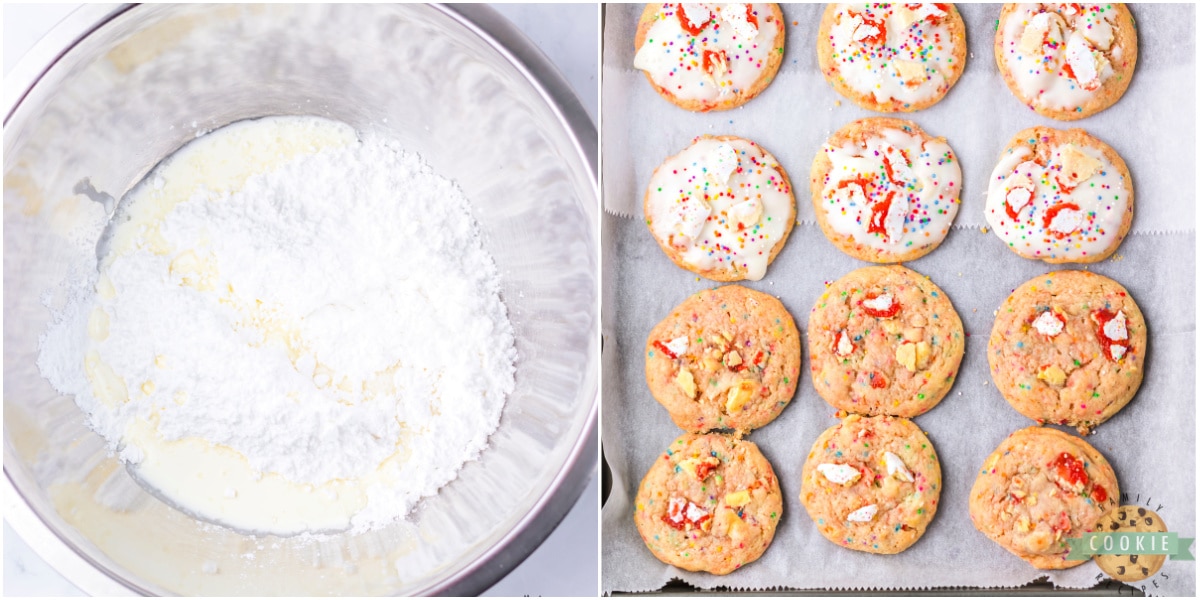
[38,120,516,532]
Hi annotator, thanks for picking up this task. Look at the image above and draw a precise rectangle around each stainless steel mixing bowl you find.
[4,4,597,595]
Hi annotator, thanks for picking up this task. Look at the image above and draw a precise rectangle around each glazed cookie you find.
[645,135,796,281]
[988,270,1146,435]
[995,3,1138,120]
[634,433,784,574]
[646,285,801,433]
[808,265,964,417]
[985,127,1133,264]
[811,118,962,263]
[817,3,967,112]
[969,426,1120,569]
[799,414,941,554]
[633,3,786,112]
[1094,506,1168,582]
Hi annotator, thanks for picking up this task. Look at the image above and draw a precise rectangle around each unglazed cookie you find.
[969,426,1120,569]
[645,135,796,281]
[985,127,1132,264]
[634,3,786,112]
[646,285,801,433]
[995,3,1138,120]
[799,414,941,554]
[988,271,1145,435]
[1094,506,1168,582]
[811,118,962,263]
[817,3,967,112]
[634,433,783,574]
[809,265,964,417]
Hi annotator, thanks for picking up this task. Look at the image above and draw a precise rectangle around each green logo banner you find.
[1067,532,1195,561]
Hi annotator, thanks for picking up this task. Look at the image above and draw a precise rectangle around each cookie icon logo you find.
[1094,506,1168,582]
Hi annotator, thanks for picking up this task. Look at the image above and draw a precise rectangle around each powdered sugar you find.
[38,116,516,534]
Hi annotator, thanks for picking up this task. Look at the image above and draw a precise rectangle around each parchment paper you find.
[600,3,1196,595]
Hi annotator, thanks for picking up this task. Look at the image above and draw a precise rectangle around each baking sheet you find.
[600,3,1196,595]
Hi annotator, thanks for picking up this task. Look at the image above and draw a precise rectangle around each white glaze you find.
[824,3,961,107]
[646,137,793,280]
[999,4,1127,113]
[817,126,961,256]
[985,140,1129,261]
[634,3,781,105]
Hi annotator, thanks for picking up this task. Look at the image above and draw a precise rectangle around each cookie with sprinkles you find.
[969,426,1120,569]
[810,117,962,263]
[800,414,941,554]
[984,127,1133,264]
[645,285,801,433]
[645,135,796,281]
[988,270,1146,435]
[634,432,783,574]
[633,3,786,112]
[1094,506,1169,582]
[995,3,1137,120]
[808,265,964,418]
[816,3,967,112]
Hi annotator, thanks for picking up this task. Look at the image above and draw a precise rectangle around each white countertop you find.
[2,3,598,596]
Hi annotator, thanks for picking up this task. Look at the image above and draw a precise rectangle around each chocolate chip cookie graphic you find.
[1094,506,1168,582]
